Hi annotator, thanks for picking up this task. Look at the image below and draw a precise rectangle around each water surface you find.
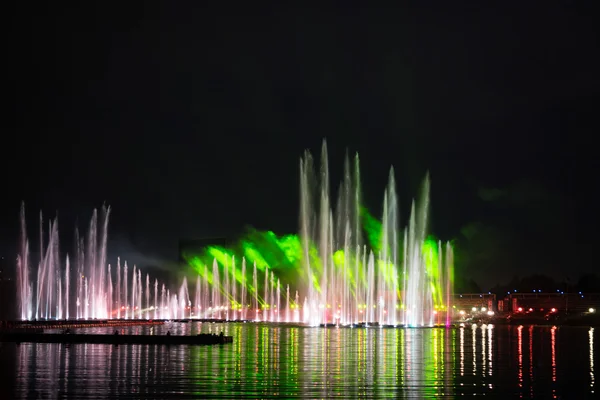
[0,323,596,398]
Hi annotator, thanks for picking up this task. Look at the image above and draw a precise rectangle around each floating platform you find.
[0,332,233,346]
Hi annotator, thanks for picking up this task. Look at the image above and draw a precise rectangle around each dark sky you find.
[3,3,598,289]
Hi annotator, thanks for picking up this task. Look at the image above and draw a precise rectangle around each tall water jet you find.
[145,274,150,319]
[98,205,110,319]
[116,258,121,319]
[17,203,31,321]
[154,279,158,319]
[276,279,281,322]
[404,175,432,326]
[295,291,300,322]
[444,242,455,327]
[299,147,318,326]
[160,284,166,318]
[86,210,97,319]
[195,275,201,319]
[179,277,189,319]
[230,256,236,320]
[211,259,220,319]
[241,258,247,320]
[137,269,142,318]
[286,284,290,323]
[253,261,259,321]
[270,270,275,322]
[264,266,269,322]
[123,263,128,319]
[381,167,399,326]
[131,266,137,318]
[202,264,209,317]
[224,256,230,320]
[107,263,112,319]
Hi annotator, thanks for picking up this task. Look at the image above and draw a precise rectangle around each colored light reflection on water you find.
[0,323,597,398]
[591,327,595,395]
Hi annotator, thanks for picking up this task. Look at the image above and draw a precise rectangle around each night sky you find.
[4,3,598,289]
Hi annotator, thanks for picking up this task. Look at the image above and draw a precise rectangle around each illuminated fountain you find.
[16,204,189,321]
[184,140,455,327]
[297,140,453,326]
[17,141,454,326]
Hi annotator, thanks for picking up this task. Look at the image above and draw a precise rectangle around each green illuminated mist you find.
[183,208,377,288]
[182,221,450,304]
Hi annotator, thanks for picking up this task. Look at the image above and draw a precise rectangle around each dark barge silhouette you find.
[0,332,233,346]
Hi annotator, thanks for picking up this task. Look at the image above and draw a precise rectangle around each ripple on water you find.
[1,322,596,398]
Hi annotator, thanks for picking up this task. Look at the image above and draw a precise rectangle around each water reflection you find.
[488,325,493,378]
[459,325,464,377]
[4,323,597,398]
[591,327,595,395]
[472,324,477,377]
[518,325,524,393]
[529,325,534,398]
[551,326,557,398]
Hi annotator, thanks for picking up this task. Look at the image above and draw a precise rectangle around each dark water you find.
[0,323,596,399]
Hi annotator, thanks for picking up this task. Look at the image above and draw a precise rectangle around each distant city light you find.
[589,308,596,313]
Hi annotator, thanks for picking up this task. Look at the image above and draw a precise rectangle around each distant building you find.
[453,293,497,312]
[452,292,600,315]
[178,237,232,264]
[499,292,600,314]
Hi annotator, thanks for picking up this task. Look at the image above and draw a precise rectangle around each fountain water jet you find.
[16,141,454,327]
[17,204,176,322]
[298,141,453,326]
